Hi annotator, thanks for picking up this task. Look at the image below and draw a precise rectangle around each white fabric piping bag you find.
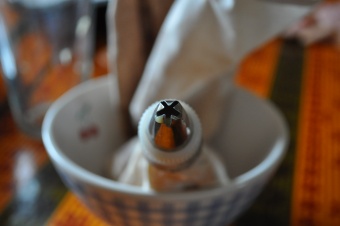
[128,0,318,140]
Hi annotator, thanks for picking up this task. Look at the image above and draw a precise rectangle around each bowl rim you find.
[42,76,289,200]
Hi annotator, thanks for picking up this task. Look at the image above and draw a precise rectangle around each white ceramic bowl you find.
[42,77,288,226]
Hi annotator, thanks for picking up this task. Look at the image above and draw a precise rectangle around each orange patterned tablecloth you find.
[1,37,340,226]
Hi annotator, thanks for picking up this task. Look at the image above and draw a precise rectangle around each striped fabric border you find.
[292,42,340,226]
[236,39,305,226]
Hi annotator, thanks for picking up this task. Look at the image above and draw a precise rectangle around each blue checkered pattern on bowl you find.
[59,170,265,226]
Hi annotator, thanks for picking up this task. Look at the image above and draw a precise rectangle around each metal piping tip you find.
[149,100,191,151]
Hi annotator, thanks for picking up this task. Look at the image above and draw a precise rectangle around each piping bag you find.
[106,0,319,178]
[107,0,318,140]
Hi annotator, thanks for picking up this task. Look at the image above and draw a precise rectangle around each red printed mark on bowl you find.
[80,125,99,140]
[76,103,100,141]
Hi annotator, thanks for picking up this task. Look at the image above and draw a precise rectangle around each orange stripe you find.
[47,192,108,226]
[236,38,283,98]
[292,43,340,226]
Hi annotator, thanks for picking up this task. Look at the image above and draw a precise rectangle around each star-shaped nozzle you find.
[149,100,191,150]
[138,99,202,168]
[155,100,182,126]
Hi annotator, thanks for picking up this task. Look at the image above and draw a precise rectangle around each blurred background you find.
[1,0,340,225]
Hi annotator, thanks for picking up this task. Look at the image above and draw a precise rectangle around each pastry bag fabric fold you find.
[107,0,318,140]
[107,0,173,112]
